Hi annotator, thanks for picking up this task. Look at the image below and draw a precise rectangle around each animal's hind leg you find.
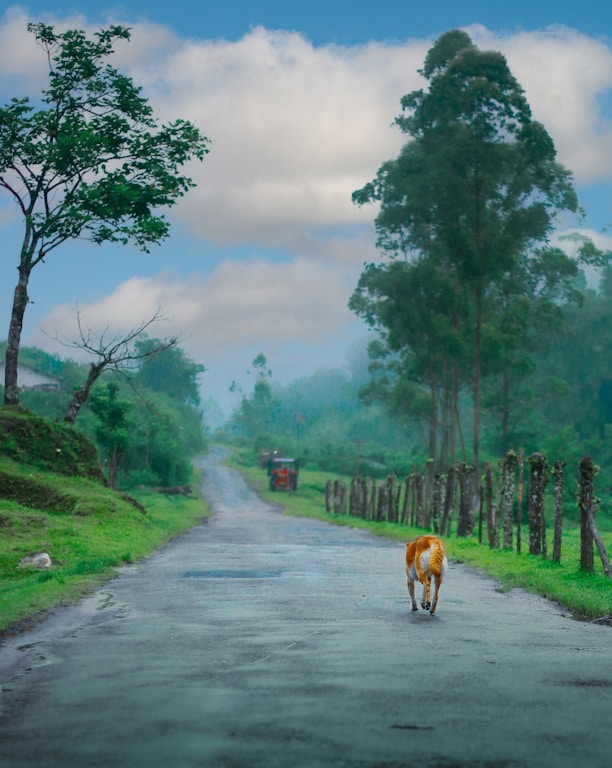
[420,575,432,611]
[407,575,418,611]
[429,574,441,615]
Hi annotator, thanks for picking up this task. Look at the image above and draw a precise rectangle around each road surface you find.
[1,447,611,768]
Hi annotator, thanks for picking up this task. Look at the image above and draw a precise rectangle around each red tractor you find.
[269,458,299,491]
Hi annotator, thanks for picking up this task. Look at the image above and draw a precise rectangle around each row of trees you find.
[349,30,609,477]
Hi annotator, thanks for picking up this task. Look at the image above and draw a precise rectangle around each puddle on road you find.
[181,569,283,579]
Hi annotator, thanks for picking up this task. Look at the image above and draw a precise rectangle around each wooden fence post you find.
[516,449,524,555]
[501,450,518,550]
[415,473,425,527]
[333,480,347,515]
[368,479,376,521]
[552,460,566,564]
[456,462,475,537]
[376,481,387,521]
[409,473,417,526]
[349,477,356,517]
[425,458,435,518]
[441,466,456,536]
[484,462,496,548]
[578,457,612,576]
[527,452,549,556]
[325,479,332,513]
[363,477,370,518]
[578,457,596,573]
[478,481,484,544]
[392,476,401,524]
[430,473,443,533]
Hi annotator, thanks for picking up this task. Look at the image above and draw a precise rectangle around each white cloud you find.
[469,24,612,185]
[555,227,612,251]
[4,14,612,252]
[123,22,612,248]
[33,256,360,360]
[123,25,425,249]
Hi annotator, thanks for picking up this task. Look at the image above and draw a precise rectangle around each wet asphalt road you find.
[1,446,611,768]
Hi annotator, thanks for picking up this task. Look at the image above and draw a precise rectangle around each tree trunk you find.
[440,362,450,469]
[4,268,31,406]
[472,290,482,482]
[428,367,438,469]
[501,365,510,453]
[64,361,106,425]
[453,361,464,463]
[108,445,120,490]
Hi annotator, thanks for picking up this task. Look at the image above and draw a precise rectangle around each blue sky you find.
[1,2,612,417]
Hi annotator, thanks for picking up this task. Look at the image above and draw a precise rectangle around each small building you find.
[0,362,60,391]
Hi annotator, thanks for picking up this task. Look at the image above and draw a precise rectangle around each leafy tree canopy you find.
[1,23,209,405]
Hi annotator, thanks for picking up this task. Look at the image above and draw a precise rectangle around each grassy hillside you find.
[0,408,209,635]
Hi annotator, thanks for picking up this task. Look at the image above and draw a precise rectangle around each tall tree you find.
[353,29,587,475]
[0,23,209,406]
[230,354,276,437]
[350,257,468,467]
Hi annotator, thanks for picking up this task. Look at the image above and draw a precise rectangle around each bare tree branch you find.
[45,304,179,425]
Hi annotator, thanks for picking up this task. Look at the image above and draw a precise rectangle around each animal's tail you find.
[429,541,447,579]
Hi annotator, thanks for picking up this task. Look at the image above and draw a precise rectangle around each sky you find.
[1,2,612,418]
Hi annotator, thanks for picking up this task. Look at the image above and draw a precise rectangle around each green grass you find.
[0,464,210,634]
[229,450,612,622]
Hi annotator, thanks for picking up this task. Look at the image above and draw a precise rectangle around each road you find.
[1,446,611,768]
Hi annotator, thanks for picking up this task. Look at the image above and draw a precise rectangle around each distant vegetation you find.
[222,311,612,528]
[0,339,206,491]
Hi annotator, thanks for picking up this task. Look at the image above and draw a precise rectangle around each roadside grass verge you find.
[228,451,612,622]
[0,462,209,635]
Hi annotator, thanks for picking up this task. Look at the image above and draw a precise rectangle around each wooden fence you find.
[325,450,611,577]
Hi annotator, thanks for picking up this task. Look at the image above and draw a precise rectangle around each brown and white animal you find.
[405,535,448,615]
